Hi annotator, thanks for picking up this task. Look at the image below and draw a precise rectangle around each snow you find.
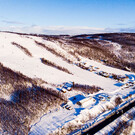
[2,94,11,101]
[0,32,130,90]
[93,36,122,57]
[0,32,135,135]
[29,108,76,135]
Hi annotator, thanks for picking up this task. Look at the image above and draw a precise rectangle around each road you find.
[82,99,135,135]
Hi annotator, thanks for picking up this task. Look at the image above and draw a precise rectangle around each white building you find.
[77,96,96,107]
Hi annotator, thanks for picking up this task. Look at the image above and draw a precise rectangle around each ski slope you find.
[0,32,131,90]
[0,32,135,135]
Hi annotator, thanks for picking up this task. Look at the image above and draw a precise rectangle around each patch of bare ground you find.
[11,42,32,57]
[73,83,102,94]
[41,58,72,74]
[0,63,67,135]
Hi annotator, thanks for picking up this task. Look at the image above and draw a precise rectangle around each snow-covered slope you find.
[0,32,134,135]
[0,32,131,90]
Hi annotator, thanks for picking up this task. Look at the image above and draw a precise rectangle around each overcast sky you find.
[0,0,135,34]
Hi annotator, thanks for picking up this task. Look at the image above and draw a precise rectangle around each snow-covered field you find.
[0,32,134,135]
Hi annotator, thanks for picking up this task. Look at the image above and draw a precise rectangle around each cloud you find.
[0,25,135,35]
[116,23,126,26]
[105,27,135,33]
[43,26,105,35]
[0,25,105,35]
[119,28,135,32]
[2,20,24,25]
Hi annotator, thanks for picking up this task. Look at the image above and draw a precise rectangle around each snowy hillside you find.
[0,32,135,135]
[0,32,131,87]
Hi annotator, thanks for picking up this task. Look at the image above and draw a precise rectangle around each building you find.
[76,96,96,107]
